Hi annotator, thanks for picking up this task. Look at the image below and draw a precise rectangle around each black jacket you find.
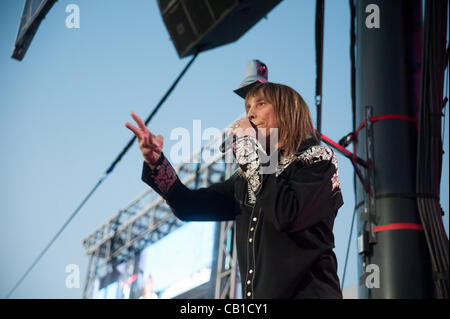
[142,137,344,299]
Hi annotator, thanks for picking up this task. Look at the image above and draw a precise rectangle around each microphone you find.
[219,120,257,153]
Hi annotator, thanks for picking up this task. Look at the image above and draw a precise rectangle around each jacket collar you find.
[295,136,320,154]
[279,136,320,158]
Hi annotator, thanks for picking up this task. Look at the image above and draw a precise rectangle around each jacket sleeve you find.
[141,152,240,222]
[236,138,343,232]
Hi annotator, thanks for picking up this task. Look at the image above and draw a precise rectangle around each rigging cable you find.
[340,0,357,291]
[416,0,448,299]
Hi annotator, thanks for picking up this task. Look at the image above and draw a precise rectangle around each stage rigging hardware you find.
[350,0,448,298]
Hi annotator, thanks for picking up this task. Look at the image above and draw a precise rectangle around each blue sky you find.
[0,0,448,298]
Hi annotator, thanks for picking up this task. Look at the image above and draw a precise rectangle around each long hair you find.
[245,82,317,156]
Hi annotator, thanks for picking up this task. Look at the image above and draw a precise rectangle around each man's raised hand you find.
[125,112,164,167]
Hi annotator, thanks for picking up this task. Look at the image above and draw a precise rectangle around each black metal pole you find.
[315,0,325,135]
[354,0,434,298]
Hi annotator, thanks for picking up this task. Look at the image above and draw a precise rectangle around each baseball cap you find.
[234,59,268,99]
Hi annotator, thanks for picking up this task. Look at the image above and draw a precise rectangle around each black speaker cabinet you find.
[158,0,282,58]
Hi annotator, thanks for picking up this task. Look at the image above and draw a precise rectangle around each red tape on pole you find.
[373,223,424,233]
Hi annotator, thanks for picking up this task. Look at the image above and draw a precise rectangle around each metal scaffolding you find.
[82,115,244,299]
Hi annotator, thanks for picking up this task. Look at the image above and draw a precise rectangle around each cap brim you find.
[233,81,261,99]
